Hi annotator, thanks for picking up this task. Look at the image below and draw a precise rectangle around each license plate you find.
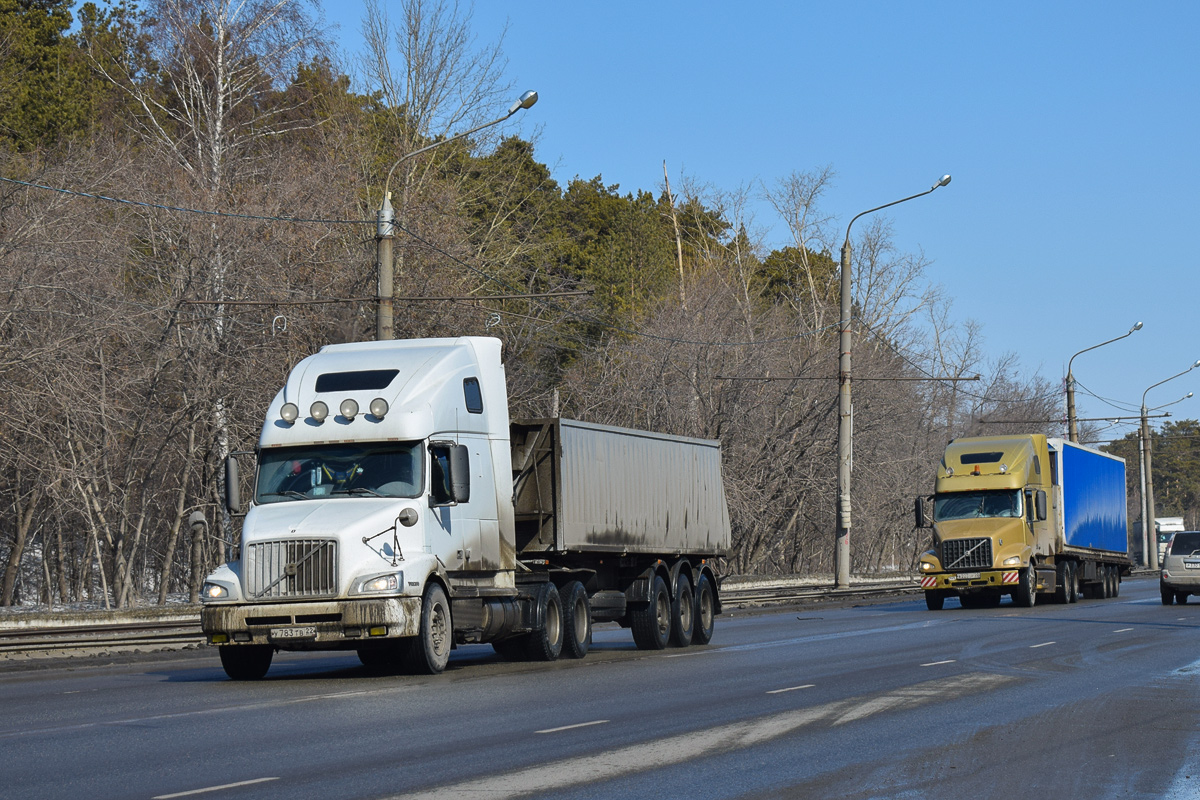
[1185,562,1200,570]
[270,626,317,640]
[955,572,981,579]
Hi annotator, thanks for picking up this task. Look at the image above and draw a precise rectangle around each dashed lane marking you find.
[153,777,279,799]
[536,720,609,734]
[766,684,815,694]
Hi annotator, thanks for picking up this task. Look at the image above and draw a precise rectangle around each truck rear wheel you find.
[523,582,564,661]
[560,581,591,659]
[1054,561,1073,604]
[631,575,671,650]
[402,583,452,674]
[693,575,716,645]
[219,644,273,681]
[1014,565,1037,608]
[669,575,695,647]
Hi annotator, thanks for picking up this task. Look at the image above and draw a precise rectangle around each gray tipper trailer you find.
[201,337,731,679]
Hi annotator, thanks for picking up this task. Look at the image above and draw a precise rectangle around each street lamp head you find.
[509,90,539,114]
[934,174,952,188]
[1131,321,1144,333]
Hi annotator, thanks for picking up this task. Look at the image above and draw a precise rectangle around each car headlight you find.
[1002,556,1022,567]
[351,571,404,596]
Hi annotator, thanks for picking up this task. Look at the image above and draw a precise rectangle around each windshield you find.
[1170,532,1200,556]
[255,443,422,503]
[934,490,1023,522]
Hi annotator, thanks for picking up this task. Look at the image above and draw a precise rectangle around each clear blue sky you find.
[321,0,1200,444]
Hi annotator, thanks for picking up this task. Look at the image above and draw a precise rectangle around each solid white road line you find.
[1030,642,1055,648]
[921,659,956,667]
[766,684,815,694]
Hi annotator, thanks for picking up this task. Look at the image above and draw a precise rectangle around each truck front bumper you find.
[201,597,422,650]
[920,569,1020,592]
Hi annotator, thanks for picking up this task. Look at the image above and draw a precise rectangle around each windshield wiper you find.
[333,487,384,497]
[260,491,310,501]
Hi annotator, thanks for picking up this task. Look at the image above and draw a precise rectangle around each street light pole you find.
[1140,360,1200,570]
[835,174,951,588]
[375,90,539,340]
[1139,392,1191,566]
[1066,321,1143,442]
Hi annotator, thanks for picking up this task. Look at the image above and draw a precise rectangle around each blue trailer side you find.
[1051,438,1129,556]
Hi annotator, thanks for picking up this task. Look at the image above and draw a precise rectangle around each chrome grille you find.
[245,539,338,599]
[941,537,993,570]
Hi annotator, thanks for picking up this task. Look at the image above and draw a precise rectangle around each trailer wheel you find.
[1103,566,1115,599]
[693,575,716,645]
[560,581,591,659]
[402,583,452,674]
[669,574,695,647]
[219,644,273,681]
[1054,561,1073,604]
[631,575,671,650]
[1067,562,1078,603]
[1014,565,1037,608]
[1162,583,1175,605]
[523,582,564,661]
[1113,568,1121,597]
[925,591,945,611]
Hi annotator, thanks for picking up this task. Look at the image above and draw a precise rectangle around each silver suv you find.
[1160,530,1200,604]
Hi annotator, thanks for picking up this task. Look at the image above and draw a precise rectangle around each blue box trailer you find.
[1050,438,1129,556]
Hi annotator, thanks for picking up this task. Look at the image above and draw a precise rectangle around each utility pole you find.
[375,91,538,340]
[835,175,951,588]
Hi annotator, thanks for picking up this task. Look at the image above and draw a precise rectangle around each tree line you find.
[1,0,1063,607]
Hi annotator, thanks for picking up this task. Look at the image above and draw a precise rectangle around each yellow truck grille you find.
[941,537,993,571]
[246,539,338,599]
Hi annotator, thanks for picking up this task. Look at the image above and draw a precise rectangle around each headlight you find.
[351,571,403,596]
[201,582,229,601]
[1002,556,1022,567]
[919,561,935,572]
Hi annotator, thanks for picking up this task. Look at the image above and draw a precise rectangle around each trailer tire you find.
[925,591,945,611]
[1014,565,1037,607]
[219,644,273,681]
[523,583,564,662]
[669,574,695,647]
[1103,566,1115,599]
[560,581,591,659]
[631,575,671,650]
[1161,583,1175,605]
[1067,562,1078,603]
[402,583,452,674]
[693,575,716,645]
[1054,561,1073,604]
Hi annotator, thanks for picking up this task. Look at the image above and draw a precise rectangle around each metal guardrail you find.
[0,580,921,658]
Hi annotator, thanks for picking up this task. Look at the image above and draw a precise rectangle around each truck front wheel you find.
[218,644,273,681]
[523,582,564,661]
[402,583,452,674]
[631,575,671,650]
[1014,565,1037,608]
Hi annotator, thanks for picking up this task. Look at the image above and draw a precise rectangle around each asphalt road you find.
[3,575,1199,800]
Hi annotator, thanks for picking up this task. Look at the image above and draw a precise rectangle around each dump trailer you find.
[916,435,1129,610]
[200,337,731,679]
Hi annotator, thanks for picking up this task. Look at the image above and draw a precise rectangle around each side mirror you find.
[1035,490,1047,522]
[450,444,471,503]
[225,456,241,514]
[914,496,928,529]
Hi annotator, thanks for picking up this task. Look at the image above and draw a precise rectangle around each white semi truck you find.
[201,337,731,679]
